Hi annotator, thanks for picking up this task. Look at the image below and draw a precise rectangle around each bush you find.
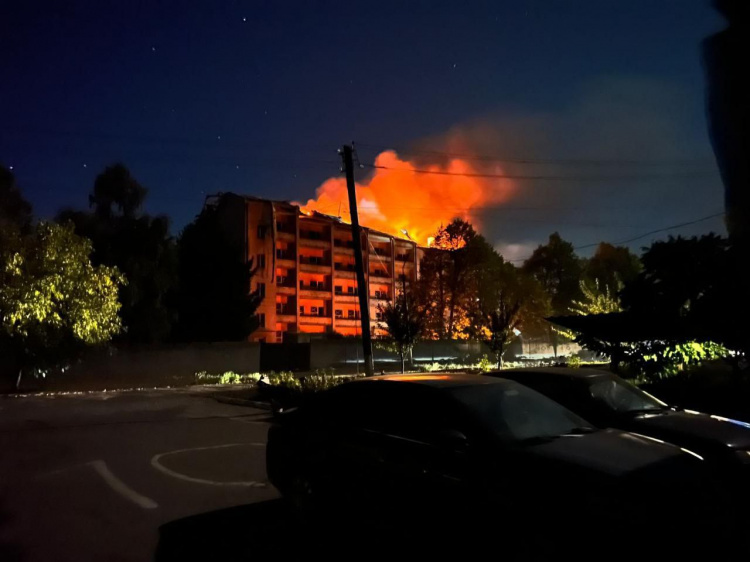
[194,371,261,385]
[478,355,493,373]
[266,371,299,388]
[567,356,582,369]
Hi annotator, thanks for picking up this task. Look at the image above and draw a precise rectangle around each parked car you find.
[267,374,722,556]
[492,367,750,477]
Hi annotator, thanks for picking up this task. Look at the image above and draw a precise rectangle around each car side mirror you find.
[440,429,469,450]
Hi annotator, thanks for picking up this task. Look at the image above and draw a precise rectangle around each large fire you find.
[300,150,514,246]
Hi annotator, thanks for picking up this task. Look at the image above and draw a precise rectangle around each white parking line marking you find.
[89,460,159,509]
[150,443,266,487]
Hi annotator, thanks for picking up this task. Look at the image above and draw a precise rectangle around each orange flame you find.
[300,150,514,246]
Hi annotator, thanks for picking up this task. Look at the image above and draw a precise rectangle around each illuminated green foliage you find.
[0,221,124,374]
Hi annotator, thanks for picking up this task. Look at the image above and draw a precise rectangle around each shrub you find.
[567,356,582,369]
[266,371,299,388]
[194,371,261,385]
[478,355,493,373]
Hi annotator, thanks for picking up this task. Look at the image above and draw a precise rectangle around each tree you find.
[584,243,641,294]
[553,278,623,341]
[0,165,32,231]
[378,281,425,373]
[522,232,584,313]
[57,164,177,343]
[0,222,124,388]
[522,232,584,356]
[555,234,737,378]
[621,234,727,319]
[176,201,262,341]
[472,252,549,367]
[417,219,495,339]
[89,163,147,219]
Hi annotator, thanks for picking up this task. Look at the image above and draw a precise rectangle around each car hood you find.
[526,428,693,478]
[630,410,750,451]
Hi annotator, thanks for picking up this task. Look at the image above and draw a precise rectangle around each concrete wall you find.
[513,338,581,359]
[54,342,261,391]
[309,339,493,371]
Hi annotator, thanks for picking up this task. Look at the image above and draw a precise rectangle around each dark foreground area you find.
[0,389,275,562]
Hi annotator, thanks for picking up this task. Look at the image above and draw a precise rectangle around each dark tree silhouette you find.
[417,219,495,339]
[176,202,262,342]
[378,280,425,373]
[0,165,32,231]
[472,252,549,368]
[57,164,177,344]
[522,232,584,355]
[585,242,641,294]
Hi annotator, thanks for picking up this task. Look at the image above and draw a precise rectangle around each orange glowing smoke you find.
[300,150,514,246]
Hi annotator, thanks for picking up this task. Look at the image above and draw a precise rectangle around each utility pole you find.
[341,144,374,377]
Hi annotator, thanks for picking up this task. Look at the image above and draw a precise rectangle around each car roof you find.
[352,373,513,389]
[493,367,612,381]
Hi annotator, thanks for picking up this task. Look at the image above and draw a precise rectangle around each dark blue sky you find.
[0,0,728,258]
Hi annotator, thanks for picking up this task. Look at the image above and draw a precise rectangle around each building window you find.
[348,310,355,319]
[276,331,283,342]
[376,311,383,321]
[335,309,342,318]
[257,225,267,239]
[258,313,266,328]
[277,275,286,285]
[257,282,265,298]
[300,306,305,315]
[334,285,342,295]
[256,254,266,268]
[311,306,318,315]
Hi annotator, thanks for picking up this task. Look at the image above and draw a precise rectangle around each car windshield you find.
[449,382,592,443]
[588,376,668,414]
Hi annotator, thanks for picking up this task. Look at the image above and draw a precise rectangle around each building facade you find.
[208,193,420,343]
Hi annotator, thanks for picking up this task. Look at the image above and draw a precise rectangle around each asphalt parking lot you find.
[0,388,278,561]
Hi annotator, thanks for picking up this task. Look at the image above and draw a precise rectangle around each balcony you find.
[334,287,360,303]
[299,258,330,273]
[299,282,331,299]
[334,287,359,296]
[299,230,331,249]
[299,312,332,326]
[370,291,390,301]
[276,275,296,287]
[276,250,296,268]
[371,248,392,261]
[333,263,357,278]
[275,305,296,322]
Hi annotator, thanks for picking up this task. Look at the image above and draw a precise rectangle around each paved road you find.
[0,388,279,561]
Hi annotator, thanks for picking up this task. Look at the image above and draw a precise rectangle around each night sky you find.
[0,0,728,260]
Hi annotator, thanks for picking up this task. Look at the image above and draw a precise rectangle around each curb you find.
[212,396,272,410]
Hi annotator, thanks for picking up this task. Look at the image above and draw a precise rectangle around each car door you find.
[360,386,482,518]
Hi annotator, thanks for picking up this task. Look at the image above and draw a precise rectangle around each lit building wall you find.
[234,195,419,343]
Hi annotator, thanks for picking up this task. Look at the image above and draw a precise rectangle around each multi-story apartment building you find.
[207,193,420,343]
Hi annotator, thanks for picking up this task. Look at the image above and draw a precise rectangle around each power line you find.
[361,163,714,181]
[509,211,726,263]
[355,141,715,167]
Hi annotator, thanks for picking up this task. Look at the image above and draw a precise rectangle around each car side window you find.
[312,383,471,447]
[376,388,470,447]
[313,383,385,428]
